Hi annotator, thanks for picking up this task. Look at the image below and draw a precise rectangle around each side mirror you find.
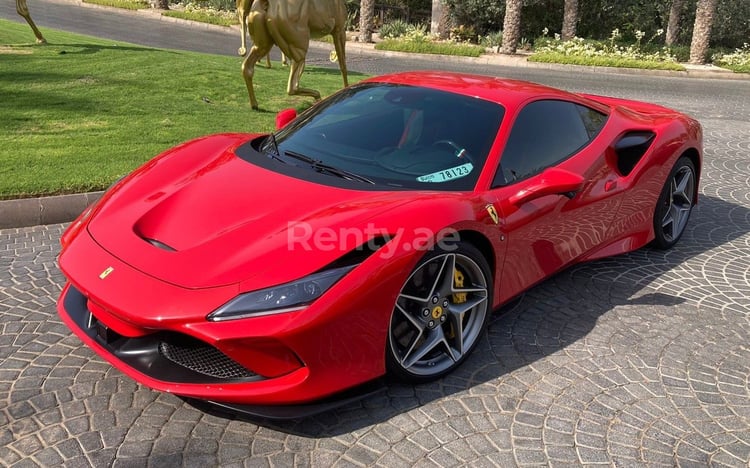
[509,168,585,206]
[275,108,297,130]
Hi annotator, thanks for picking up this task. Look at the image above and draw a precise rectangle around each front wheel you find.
[386,242,492,383]
[653,156,696,249]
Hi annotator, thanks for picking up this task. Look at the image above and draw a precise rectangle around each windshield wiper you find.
[283,150,375,184]
[261,133,286,163]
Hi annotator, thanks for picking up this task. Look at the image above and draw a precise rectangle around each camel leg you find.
[242,43,272,110]
[332,28,348,87]
[287,59,320,100]
[236,0,250,55]
[16,0,46,44]
[265,22,316,100]
[265,50,286,68]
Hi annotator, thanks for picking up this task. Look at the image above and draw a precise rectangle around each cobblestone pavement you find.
[1,9,750,463]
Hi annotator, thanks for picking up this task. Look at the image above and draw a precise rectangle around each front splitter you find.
[197,378,388,420]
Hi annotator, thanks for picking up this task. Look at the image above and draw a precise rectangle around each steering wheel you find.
[432,140,474,164]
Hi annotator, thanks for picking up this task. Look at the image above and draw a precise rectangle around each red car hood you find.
[88,134,413,289]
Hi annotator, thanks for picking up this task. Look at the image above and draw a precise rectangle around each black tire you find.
[386,241,493,383]
[653,156,697,250]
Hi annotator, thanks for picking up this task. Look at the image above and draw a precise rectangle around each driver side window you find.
[494,100,606,186]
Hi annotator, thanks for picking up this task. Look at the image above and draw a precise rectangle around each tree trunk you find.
[666,0,684,46]
[689,0,719,64]
[153,0,168,10]
[501,0,522,54]
[431,0,451,40]
[561,0,579,40]
[359,0,375,43]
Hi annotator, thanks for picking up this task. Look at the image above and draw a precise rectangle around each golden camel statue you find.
[241,0,349,110]
[16,0,46,43]
[236,0,286,67]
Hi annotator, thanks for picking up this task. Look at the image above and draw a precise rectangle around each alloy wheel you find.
[388,250,489,379]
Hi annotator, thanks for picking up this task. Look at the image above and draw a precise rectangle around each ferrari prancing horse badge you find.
[486,204,499,225]
[99,267,114,280]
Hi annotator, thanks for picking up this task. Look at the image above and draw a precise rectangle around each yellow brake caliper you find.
[447,269,467,339]
[452,269,467,304]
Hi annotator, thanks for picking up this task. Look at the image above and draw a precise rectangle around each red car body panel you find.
[56,71,702,407]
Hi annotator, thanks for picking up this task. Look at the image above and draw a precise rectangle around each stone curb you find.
[0,192,103,229]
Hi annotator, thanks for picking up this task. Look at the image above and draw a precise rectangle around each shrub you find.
[444,0,503,36]
[163,2,237,26]
[450,24,477,44]
[480,30,503,50]
[163,9,236,26]
[83,0,148,9]
[402,24,430,44]
[530,52,685,71]
[714,43,750,73]
[379,19,410,39]
[345,10,358,32]
[193,0,233,11]
[375,40,484,57]
[533,33,679,64]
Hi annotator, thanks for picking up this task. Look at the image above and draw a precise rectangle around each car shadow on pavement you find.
[187,192,744,436]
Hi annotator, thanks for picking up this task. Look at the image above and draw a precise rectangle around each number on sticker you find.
[417,163,474,183]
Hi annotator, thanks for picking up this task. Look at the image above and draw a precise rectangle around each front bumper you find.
[61,285,263,384]
[57,281,314,404]
[59,283,388,417]
[56,230,399,406]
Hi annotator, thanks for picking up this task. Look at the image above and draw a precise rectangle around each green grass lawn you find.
[375,39,484,58]
[83,0,149,10]
[162,10,238,27]
[0,20,361,199]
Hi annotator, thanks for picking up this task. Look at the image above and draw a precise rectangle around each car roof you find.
[364,71,588,110]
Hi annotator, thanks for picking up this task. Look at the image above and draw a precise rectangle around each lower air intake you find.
[159,339,256,380]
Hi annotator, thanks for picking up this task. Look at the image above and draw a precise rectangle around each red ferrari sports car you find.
[57,71,701,416]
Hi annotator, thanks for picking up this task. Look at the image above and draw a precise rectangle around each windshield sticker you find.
[417,163,474,183]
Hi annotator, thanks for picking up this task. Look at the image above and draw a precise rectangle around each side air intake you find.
[613,131,655,176]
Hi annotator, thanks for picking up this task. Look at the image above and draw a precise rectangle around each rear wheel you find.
[386,242,492,383]
[653,157,696,249]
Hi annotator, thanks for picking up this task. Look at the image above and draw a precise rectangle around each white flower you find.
[542,27,549,36]
[554,33,561,41]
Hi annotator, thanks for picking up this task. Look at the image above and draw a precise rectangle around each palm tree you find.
[431,0,450,40]
[689,0,719,64]
[561,0,579,40]
[666,0,685,46]
[359,0,375,43]
[501,0,522,54]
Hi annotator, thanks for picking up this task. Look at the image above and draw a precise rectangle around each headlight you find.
[207,265,355,322]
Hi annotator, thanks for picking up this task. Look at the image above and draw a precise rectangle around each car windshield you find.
[239,83,505,191]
